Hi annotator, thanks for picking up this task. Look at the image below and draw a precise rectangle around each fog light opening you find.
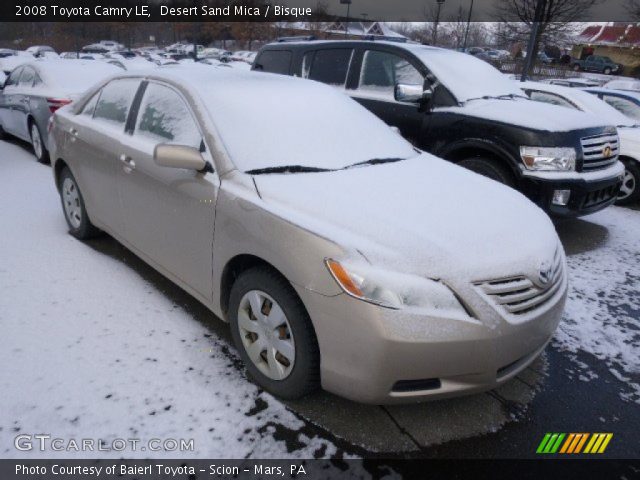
[391,378,441,393]
[552,189,571,206]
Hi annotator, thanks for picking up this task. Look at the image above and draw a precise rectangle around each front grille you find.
[474,249,564,316]
[581,184,619,209]
[580,133,619,171]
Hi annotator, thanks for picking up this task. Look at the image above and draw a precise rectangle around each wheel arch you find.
[440,139,520,178]
[53,158,70,192]
[219,254,292,319]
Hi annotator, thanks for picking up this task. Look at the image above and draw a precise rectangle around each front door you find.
[347,49,428,145]
[117,81,219,300]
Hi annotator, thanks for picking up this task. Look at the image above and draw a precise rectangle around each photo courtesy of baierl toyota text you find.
[0,1,638,479]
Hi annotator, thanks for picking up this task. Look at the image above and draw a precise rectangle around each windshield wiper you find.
[246,165,331,175]
[346,157,405,169]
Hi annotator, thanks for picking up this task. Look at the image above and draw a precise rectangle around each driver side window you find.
[357,50,423,100]
[134,82,202,149]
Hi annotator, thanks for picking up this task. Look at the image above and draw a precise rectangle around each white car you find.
[521,81,640,205]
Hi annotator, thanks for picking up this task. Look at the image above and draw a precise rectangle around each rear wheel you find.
[616,160,640,205]
[59,167,101,239]
[573,64,581,71]
[228,267,320,399]
[604,67,612,75]
[459,156,515,188]
[29,121,49,164]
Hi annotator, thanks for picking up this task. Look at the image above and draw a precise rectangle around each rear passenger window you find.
[308,49,353,86]
[358,50,423,98]
[93,79,140,125]
[81,92,100,116]
[255,50,291,75]
[134,82,201,148]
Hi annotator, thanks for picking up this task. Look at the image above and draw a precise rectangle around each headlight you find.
[520,146,576,171]
[325,259,472,319]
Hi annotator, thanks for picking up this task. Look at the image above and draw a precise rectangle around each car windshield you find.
[407,46,526,103]
[199,71,417,172]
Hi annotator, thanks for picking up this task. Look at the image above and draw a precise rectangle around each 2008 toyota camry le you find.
[48,65,567,404]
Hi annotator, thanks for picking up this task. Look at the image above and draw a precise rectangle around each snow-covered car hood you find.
[438,98,611,132]
[253,154,560,285]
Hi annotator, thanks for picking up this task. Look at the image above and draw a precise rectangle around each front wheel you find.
[228,267,320,399]
[616,160,640,205]
[604,67,612,75]
[59,167,101,239]
[573,64,581,71]
[458,156,515,188]
[30,121,49,164]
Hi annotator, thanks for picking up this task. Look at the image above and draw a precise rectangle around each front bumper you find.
[519,163,624,217]
[294,274,567,404]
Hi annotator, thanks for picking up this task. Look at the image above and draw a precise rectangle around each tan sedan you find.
[49,66,567,404]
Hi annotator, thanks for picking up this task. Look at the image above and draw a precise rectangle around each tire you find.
[616,160,640,206]
[29,120,49,164]
[604,67,612,75]
[58,167,101,239]
[0,123,6,141]
[458,156,515,188]
[573,64,581,71]
[228,267,320,399]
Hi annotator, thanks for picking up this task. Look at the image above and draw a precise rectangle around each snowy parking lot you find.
[0,137,638,459]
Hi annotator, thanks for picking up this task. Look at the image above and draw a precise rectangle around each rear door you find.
[69,78,141,235]
[117,81,219,300]
[11,65,36,140]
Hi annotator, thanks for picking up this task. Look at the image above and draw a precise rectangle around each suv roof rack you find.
[276,35,316,43]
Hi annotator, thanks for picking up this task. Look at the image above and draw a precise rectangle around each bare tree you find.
[627,0,640,19]
[494,0,601,75]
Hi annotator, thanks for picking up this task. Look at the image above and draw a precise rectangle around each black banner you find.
[1,459,639,480]
[0,0,637,22]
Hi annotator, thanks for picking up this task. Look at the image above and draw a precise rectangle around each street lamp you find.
[340,0,352,38]
[433,0,446,46]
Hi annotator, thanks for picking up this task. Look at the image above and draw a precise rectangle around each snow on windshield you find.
[199,72,417,172]
[407,46,524,103]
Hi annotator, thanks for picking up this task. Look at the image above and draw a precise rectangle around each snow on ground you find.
[556,207,640,403]
[0,140,340,459]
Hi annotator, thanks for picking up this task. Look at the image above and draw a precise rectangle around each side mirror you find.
[394,83,432,104]
[154,144,209,172]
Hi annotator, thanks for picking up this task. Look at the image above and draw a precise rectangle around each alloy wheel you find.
[618,169,636,201]
[62,177,82,229]
[237,290,295,381]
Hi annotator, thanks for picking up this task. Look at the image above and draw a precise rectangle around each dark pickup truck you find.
[253,40,624,217]
[571,55,623,75]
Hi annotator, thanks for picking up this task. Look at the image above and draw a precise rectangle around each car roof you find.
[585,87,640,100]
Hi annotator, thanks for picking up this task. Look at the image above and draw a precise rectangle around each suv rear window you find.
[256,50,291,75]
[307,49,353,86]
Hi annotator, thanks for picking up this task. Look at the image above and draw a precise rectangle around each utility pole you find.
[432,0,446,46]
[462,0,474,51]
[521,0,545,82]
[340,0,352,38]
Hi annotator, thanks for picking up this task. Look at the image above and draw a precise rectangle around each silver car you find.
[0,60,120,162]
[49,67,567,404]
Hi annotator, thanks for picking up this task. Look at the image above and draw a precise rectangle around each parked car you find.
[83,40,124,52]
[0,60,120,162]
[571,55,622,75]
[48,67,567,404]
[602,79,640,92]
[0,48,18,58]
[0,53,35,75]
[542,77,602,88]
[253,40,624,216]
[585,87,640,122]
[521,81,639,205]
[26,45,56,58]
[59,51,80,59]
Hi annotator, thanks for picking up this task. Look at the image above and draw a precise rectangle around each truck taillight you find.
[47,98,72,113]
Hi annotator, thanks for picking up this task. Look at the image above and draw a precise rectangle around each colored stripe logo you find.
[536,433,613,454]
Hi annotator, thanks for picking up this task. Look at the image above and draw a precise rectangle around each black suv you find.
[253,40,624,217]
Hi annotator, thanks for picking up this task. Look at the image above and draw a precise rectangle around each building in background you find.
[573,23,640,75]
